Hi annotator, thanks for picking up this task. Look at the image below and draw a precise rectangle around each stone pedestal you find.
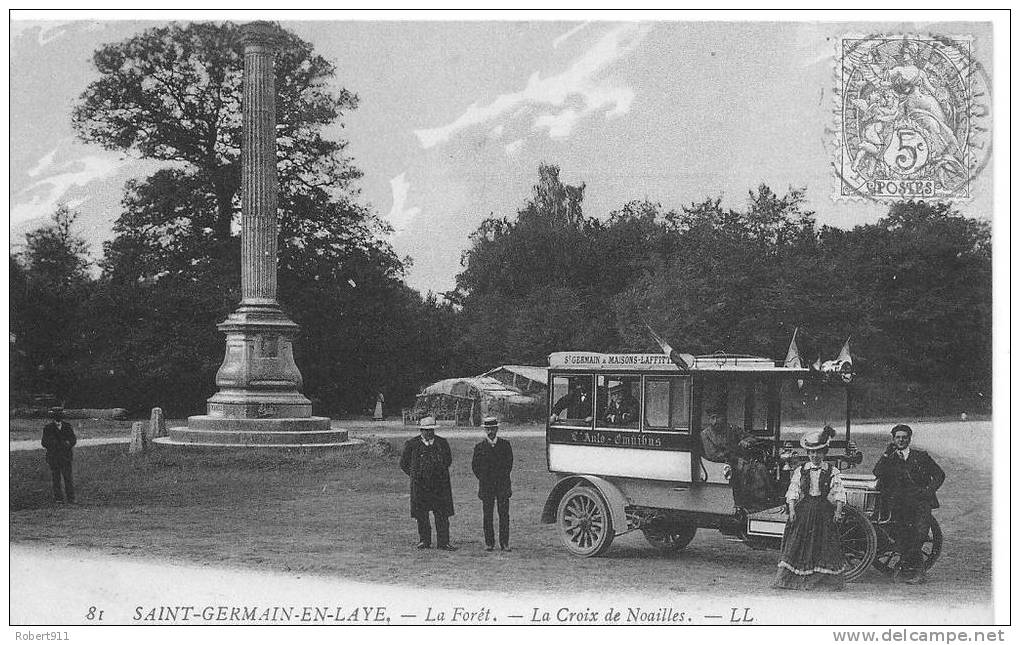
[163,22,352,449]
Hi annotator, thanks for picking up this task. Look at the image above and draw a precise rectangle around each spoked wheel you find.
[838,505,878,581]
[556,485,614,557]
[873,516,943,574]
[642,523,697,554]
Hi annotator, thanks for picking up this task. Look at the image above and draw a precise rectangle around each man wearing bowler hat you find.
[400,416,457,551]
[471,416,514,552]
[41,407,77,504]
[873,423,945,583]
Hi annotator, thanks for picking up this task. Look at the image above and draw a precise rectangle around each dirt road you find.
[9,420,996,625]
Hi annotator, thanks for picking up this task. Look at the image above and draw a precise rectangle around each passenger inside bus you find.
[604,387,638,425]
[550,380,593,422]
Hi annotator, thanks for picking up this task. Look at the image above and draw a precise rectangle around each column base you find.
[161,416,357,448]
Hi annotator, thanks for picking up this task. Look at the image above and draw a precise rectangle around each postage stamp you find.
[834,35,991,201]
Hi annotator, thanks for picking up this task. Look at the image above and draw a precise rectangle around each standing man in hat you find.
[400,416,457,551]
[873,424,945,583]
[41,408,77,504]
[471,416,513,552]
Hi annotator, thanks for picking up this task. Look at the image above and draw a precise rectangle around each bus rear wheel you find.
[556,485,614,557]
[643,523,697,554]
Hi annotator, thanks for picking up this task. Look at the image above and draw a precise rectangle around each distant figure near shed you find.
[374,392,385,421]
[41,408,76,504]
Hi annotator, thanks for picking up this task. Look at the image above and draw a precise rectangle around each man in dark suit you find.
[41,407,77,503]
[873,424,946,584]
[604,388,637,425]
[400,416,457,551]
[550,380,593,422]
[471,416,514,552]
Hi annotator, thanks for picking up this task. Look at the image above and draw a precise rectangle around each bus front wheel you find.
[556,485,615,557]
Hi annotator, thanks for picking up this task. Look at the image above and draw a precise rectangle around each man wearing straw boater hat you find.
[400,416,457,551]
[471,416,514,552]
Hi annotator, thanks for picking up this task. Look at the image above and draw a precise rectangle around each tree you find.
[72,22,361,242]
[11,206,93,402]
[64,22,446,416]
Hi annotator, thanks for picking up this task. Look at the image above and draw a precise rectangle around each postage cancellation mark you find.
[834,34,991,202]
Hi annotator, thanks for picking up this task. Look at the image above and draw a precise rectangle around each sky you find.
[9,16,995,295]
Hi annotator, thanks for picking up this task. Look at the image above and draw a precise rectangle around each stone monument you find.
[164,22,349,447]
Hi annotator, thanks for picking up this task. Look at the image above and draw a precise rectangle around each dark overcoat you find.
[471,438,513,500]
[41,421,76,466]
[400,436,455,517]
[873,447,946,509]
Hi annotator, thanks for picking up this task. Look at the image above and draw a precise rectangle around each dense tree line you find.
[9,23,992,419]
[449,164,992,417]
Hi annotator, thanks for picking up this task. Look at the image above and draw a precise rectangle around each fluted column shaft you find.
[241,36,278,305]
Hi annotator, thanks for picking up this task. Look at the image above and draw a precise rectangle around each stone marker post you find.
[129,421,148,454]
[149,407,166,440]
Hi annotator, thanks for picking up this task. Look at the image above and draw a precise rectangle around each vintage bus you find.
[539,350,940,580]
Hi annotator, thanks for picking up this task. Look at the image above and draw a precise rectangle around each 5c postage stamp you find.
[834,35,991,201]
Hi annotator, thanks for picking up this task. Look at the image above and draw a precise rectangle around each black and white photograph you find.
[7,9,1009,639]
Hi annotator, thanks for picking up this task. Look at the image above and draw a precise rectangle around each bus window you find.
[700,377,768,436]
[595,375,639,429]
[550,375,594,425]
[644,376,691,431]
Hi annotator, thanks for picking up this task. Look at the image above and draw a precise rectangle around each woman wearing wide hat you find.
[773,426,847,590]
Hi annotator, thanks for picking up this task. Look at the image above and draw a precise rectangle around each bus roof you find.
[548,351,813,375]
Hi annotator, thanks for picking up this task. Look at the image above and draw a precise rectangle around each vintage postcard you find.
[7,9,1008,642]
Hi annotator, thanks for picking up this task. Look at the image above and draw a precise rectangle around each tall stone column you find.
[241,23,280,308]
[168,22,342,447]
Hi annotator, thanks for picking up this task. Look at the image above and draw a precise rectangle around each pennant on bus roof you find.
[837,336,853,366]
[820,336,854,383]
[783,327,802,369]
[644,323,694,371]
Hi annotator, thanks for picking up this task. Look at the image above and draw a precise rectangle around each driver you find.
[700,409,753,463]
[701,408,772,509]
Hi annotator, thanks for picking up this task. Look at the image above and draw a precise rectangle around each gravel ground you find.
[9,420,996,626]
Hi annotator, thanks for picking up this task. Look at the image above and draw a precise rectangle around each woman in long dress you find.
[373,392,385,421]
[773,426,847,590]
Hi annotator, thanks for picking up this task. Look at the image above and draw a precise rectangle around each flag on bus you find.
[784,327,802,369]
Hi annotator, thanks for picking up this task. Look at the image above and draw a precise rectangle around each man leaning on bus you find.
[873,423,945,584]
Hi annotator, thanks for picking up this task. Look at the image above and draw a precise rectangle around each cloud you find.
[553,22,590,49]
[11,20,104,46]
[504,139,524,166]
[386,172,421,236]
[11,21,67,46]
[10,154,128,227]
[27,145,59,178]
[414,23,650,149]
[532,110,581,139]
